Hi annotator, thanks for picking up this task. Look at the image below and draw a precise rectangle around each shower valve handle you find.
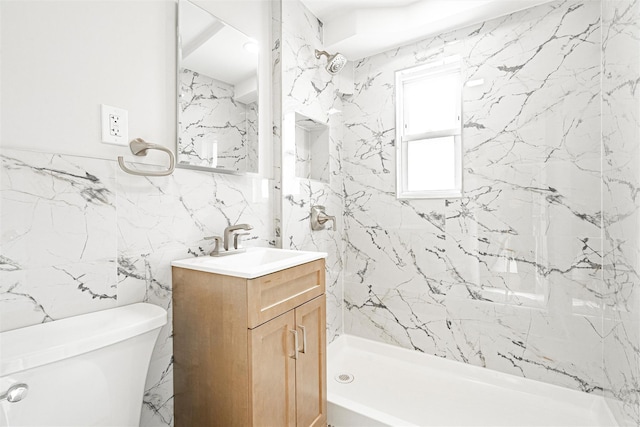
[311,205,336,231]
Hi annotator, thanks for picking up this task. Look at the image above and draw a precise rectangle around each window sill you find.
[397,190,462,200]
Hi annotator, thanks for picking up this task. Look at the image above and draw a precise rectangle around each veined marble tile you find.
[342,98,396,178]
[140,353,174,427]
[281,0,345,341]
[117,253,147,307]
[1,149,116,271]
[0,260,117,332]
[343,0,604,394]
[178,69,258,172]
[345,278,604,392]
[465,303,603,393]
[0,149,118,332]
[116,166,274,256]
[603,313,640,425]
[602,0,640,423]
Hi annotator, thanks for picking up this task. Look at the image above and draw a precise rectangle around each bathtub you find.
[327,335,617,427]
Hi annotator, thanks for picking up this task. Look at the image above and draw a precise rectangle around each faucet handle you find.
[233,232,251,250]
[204,236,223,256]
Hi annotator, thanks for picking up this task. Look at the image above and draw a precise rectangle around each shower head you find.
[315,49,347,75]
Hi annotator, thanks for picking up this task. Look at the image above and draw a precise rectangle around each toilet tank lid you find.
[0,303,167,377]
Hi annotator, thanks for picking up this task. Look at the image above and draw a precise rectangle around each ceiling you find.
[300,0,553,60]
[301,0,421,21]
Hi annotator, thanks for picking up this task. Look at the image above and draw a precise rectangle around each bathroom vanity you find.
[172,249,327,427]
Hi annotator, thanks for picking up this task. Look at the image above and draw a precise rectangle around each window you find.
[395,58,462,199]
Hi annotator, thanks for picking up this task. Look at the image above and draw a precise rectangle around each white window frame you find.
[395,57,463,199]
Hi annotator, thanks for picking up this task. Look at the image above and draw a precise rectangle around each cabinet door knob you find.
[289,330,299,360]
[298,325,307,354]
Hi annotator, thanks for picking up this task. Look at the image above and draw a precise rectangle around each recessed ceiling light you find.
[243,41,259,54]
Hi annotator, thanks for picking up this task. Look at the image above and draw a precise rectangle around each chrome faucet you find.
[223,223,253,251]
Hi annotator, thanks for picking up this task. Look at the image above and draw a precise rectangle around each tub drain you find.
[334,373,354,384]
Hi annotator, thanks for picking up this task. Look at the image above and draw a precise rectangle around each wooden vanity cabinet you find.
[173,259,327,427]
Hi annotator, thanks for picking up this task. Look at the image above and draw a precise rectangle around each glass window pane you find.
[403,71,459,135]
[407,136,456,191]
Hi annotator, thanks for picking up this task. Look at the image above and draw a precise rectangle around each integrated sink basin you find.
[171,247,327,279]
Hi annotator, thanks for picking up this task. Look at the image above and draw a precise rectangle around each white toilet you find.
[0,303,167,427]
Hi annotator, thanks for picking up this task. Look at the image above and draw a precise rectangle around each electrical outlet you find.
[101,104,128,146]
[109,114,121,137]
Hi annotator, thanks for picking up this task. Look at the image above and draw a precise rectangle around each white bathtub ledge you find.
[327,334,618,427]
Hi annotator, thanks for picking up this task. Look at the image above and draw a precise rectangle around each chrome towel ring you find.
[117,138,175,177]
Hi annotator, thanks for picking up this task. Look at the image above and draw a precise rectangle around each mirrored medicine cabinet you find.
[176,0,260,175]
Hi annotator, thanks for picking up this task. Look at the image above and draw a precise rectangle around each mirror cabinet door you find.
[177,0,259,174]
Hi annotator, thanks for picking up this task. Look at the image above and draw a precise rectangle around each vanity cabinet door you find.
[295,296,327,427]
[249,310,297,427]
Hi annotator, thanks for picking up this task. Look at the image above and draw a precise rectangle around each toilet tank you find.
[0,303,167,427]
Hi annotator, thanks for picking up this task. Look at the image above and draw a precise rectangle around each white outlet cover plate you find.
[101,104,128,146]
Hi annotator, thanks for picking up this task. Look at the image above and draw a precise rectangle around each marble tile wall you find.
[342,0,604,393]
[178,68,258,172]
[602,0,640,424]
[0,148,275,426]
[281,0,345,341]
